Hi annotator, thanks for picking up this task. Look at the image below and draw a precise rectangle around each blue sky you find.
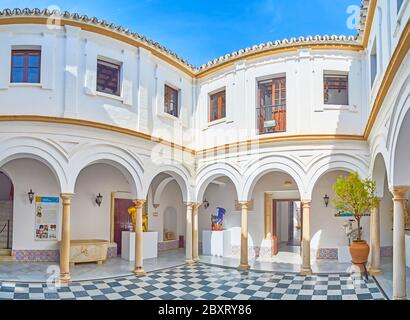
[0,0,362,66]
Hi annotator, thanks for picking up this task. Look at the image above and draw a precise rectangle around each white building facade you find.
[0,0,409,299]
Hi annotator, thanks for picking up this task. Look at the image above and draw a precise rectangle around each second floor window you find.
[257,77,286,134]
[164,85,179,117]
[97,59,121,96]
[324,74,349,105]
[11,50,41,83]
[209,90,226,122]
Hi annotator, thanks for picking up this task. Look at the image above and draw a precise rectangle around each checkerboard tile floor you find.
[0,264,386,300]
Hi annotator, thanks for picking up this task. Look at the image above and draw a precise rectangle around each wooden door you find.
[114,199,134,255]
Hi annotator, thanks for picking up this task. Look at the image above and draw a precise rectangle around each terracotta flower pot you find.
[349,240,370,271]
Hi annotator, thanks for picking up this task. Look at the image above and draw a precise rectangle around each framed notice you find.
[35,197,59,241]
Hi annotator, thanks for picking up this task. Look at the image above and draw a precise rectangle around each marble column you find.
[192,203,200,262]
[238,201,250,271]
[185,203,194,264]
[390,186,409,300]
[369,200,383,275]
[60,193,74,284]
[301,200,312,275]
[134,200,146,276]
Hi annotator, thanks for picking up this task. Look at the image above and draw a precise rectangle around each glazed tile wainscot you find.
[316,247,393,260]
[13,243,118,262]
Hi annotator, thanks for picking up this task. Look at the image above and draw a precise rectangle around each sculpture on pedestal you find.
[128,206,148,233]
[211,207,226,231]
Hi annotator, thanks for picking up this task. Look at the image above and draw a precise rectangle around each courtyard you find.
[0,263,386,301]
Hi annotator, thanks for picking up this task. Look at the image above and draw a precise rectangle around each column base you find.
[134,267,146,276]
[185,259,195,265]
[368,267,383,276]
[300,266,313,276]
[393,295,408,300]
[238,264,250,271]
[59,272,71,285]
[193,257,200,263]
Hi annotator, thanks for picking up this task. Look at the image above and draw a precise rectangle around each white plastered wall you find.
[4,159,61,251]
[71,163,131,241]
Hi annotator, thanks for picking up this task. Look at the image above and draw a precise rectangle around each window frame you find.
[164,84,180,118]
[256,76,287,134]
[323,73,349,106]
[96,58,122,97]
[209,89,226,123]
[10,49,42,84]
[370,39,378,89]
[397,0,405,13]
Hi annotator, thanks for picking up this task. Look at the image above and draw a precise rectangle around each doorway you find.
[0,171,13,251]
[112,196,134,255]
[272,200,302,256]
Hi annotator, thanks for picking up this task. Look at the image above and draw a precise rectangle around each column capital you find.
[60,193,74,204]
[133,199,146,208]
[239,201,251,210]
[390,186,410,200]
[185,202,201,209]
[301,200,312,208]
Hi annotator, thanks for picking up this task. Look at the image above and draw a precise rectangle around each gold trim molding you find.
[0,115,366,156]
[362,0,377,48]
[364,17,410,138]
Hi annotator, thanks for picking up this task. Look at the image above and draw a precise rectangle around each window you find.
[323,74,349,105]
[97,59,121,96]
[370,40,378,88]
[11,50,41,83]
[164,85,179,117]
[257,77,286,134]
[398,0,404,13]
[209,90,226,122]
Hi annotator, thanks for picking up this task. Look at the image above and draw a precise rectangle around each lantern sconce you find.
[203,198,210,209]
[323,194,330,208]
[96,193,103,207]
[28,189,35,204]
[153,204,160,217]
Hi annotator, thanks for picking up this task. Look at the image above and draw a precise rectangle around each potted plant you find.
[332,172,380,271]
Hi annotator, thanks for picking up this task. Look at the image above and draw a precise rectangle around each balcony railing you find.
[257,104,286,135]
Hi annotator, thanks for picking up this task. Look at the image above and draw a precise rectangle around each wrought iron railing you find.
[0,220,11,249]
[257,103,287,134]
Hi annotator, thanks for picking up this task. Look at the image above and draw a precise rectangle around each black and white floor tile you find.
[0,263,387,300]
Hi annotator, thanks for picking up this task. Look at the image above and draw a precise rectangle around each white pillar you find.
[390,186,409,300]
[185,203,194,264]
[192,203,200,262]
[238,201,250,271]
[301,200,312,275]
[60,193,74,284]
[369,201,382,275]
[134,200,146,276]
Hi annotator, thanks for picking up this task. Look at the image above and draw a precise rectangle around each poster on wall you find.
[35,197,59,241]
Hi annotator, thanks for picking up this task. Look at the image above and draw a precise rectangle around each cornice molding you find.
[0,7,366,78]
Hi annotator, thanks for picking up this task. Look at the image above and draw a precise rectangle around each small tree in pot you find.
[332,172,380,270]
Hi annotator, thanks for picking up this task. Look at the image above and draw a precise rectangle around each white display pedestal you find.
[338,245,351,263]
[203,230,223,257]
[406,233,410,268]
[121,231,158,261]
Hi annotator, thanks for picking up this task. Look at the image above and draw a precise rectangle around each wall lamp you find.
[323,194,330,207]
[96,193,103,207]
[28,189,35,204]
[203,198,210,209]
